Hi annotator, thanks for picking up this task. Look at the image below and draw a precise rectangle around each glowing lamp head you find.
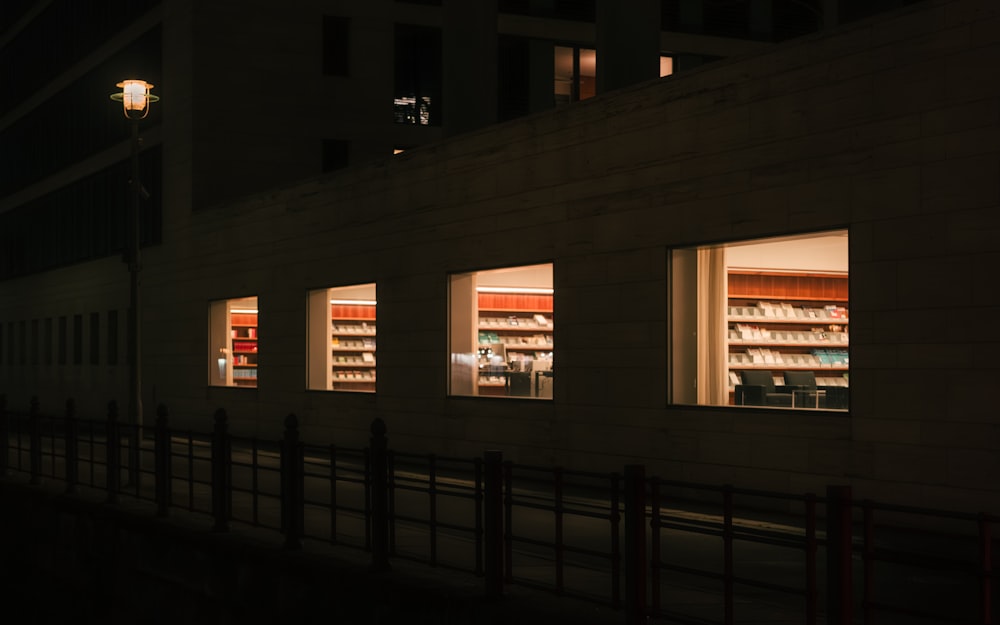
[110,79,159,119]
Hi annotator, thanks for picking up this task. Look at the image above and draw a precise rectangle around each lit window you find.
[554,46,596,105]
[209,296,258,388]
[307,284,376,392]
[394,24,441,125]
[449,264,553,399]
[660,55,674,77]
[670,231,849,410]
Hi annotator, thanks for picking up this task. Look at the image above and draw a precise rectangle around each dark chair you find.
[735,370,793,407]
[781,371,849,410]
[781,370,819,408]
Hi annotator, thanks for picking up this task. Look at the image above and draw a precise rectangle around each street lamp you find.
[110,79,158,484]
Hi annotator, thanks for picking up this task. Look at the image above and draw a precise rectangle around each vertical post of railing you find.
[474,456,484,577]
[363,447,372,551]
[649,477,660,614]
[428,453,438,566]
[806,493,818,625]
[281,413,303,549]
[980,515,992,625]
[0,394,8,476]
[387,450,397,556]
[328,443,337,542]
[106,400,120,504]
[723,484,734,625]
[369,417,390,571]
[863,500,874,624]
[29,396,41,485]
[154,404,171,517]
[251,438,259,526]
[554,466,565,595]
[826,485,853,625]
[611,472,622,610]
[483,450,503,599]
[624,464,647,625]
[211,408,231,532]
[503,460,513,585]
[65,399,78,494]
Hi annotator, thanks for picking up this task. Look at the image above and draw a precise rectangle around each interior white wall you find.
[725,232,848,273]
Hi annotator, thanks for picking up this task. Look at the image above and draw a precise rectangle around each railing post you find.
[648,476,659,614]
[826,485,853,625]
[806,493,818,625]
[65,399,78,494]
[503,460,513,584]
[280,413,303,550]
[624,464,647,625]
[483,449,504,599]
[980,515,992,625]
[862,500,875,624]
[474,456,484,576]
[154,404,171,517]
[106,400,120,504]
[554,466,565,595]
[29,396,41,484]
[211,408,231,532]
[0,394,8,476]
[723,484,735,625]
[369,417,390,571]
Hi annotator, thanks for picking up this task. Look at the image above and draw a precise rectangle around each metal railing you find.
[0,393,996,625]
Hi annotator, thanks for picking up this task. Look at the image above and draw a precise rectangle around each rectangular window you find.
[322,139,350,172]
[208,296,258,387]
[58,317,67,365]
[107,310,118,366]
[89,312,100,365]
[394,24,442,125]
[670,231,849,411]
[660,54,674,77]
[449,264,554,399]
[323,16,350,76]
[308,284,376,392]
[554,46,596,105]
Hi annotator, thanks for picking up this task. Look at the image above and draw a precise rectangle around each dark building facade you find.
[5,0,998,514]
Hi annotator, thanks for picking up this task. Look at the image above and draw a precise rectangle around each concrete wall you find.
[2,0,999,513]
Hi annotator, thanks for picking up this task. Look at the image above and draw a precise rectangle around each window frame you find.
[306,283,377,393]
[668,230,850,412]
[448,263,554,400]
[208,296,259,388]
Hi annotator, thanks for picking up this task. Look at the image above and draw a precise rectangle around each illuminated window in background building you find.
[554,46,596,105]
[670,231,849,411]
[660,55,674,77]
[393,95,433,125]
[449,264,553,399]
[394,24,441,125]
[208,296,259,388]
[307,283,377,392]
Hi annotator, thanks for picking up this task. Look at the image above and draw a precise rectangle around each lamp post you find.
[110,79,158,485]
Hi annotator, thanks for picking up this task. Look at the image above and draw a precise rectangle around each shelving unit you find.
[330,302,376,392]
[230,312,258,387]
[477,292,553,397]
[727,271,849,391]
